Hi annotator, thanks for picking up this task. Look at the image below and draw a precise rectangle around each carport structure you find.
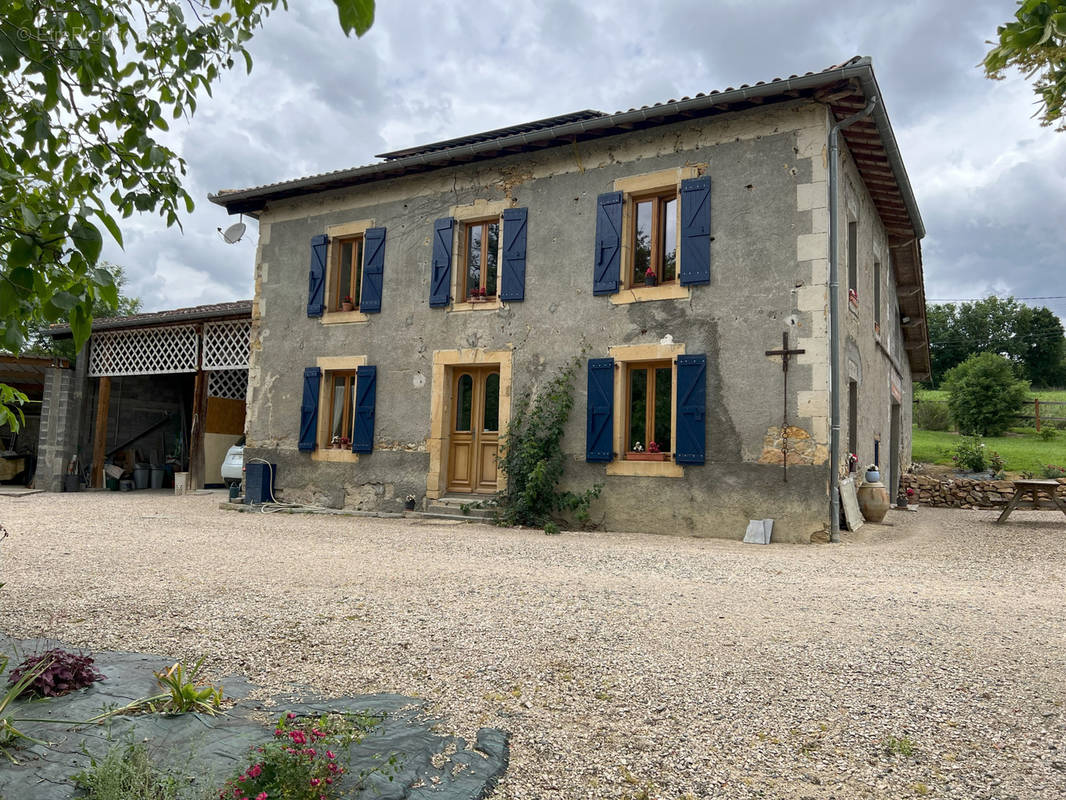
[42,301,251,491]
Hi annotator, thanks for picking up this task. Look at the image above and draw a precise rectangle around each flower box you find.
[626,452,669,461]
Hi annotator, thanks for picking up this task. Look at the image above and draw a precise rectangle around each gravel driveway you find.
[2,490,1064,799]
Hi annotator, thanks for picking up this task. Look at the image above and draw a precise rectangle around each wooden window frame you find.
[324,369,357,446]
[459,217,501,302]
[847,220,858,311]
[626,189,678,289]
[623,359,674,460]
[873,259,881,333]
[330,234,365,313]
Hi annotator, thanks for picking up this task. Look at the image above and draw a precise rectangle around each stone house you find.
[210,57,929,542]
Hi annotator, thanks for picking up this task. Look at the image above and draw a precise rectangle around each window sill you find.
[311,448,361,463]
[609,283,690,305]
[322,310,369,325]
[606,459,684,478]
[448,298,504,313]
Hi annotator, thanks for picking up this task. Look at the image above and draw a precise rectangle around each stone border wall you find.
[902,474,1066,509]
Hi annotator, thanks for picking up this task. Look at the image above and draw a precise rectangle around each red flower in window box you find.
[341,295,355,312]
[644,267,658,287]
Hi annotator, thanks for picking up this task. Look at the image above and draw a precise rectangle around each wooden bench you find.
[995,479,1066,524]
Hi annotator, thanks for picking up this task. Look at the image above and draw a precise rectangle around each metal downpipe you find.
[829,96,877,543]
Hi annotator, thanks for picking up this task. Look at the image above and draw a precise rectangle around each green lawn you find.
[918,388,1066,403]
[912,427,1066,474]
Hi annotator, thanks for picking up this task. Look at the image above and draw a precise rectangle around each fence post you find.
[1035,398,1040,433]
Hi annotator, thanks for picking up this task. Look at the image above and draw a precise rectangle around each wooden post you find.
[91,376,111,488]
[188,368,207,490]
[1034,398,1040,432]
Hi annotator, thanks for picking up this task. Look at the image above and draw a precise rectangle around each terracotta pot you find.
[857,480,890,524]
[341,302,354,312]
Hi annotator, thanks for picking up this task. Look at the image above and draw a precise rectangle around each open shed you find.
[39,302,251,492]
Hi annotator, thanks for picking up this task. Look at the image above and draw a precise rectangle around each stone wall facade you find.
[901,473,1066,509]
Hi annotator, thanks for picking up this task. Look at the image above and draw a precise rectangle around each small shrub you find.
[71,742,184,800]
[543,521,560,535]
[7,648,104,698]
[1042,464,1066,479]
[943,353,1029,436]
[883,735,917,757]
[1040,427,1058,441]
[914,399,952,431]
[218,710,399,800]
[951,435,987,472]
[989,451,1006,474]
[152,657,223,714]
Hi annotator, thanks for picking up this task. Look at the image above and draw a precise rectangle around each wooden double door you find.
[447,366,501,493]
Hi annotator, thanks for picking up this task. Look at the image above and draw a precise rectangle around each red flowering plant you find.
[218,710,398,800]
[646,441,661,453]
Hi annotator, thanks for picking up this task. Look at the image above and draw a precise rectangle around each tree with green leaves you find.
[0,0,374,429]
[984,0,1066,130]
[927,296,1066,387]
[943,352,1030,436]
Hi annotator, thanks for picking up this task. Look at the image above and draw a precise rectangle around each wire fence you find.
[914,399,1066,432]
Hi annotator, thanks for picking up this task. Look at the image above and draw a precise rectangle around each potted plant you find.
[469,287,485,303]
[627,441,668,461]
[644,267,657,287]
[404,493,417,511]
[339,435,350,450]
[341,295,354,312]
[330,435,342,449]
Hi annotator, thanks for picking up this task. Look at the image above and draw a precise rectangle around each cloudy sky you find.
[104,0,1066,323]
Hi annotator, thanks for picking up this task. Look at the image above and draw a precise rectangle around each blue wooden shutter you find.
[586,358,615,462]
[500,207,528,302]
[351,365,377,453]
[675,354,706,464]
[298,367,321,452]
[430,218,454,307]
[679,176,711,286]
[360,227,386,313]
[307,235,328,317]
[593,192,622,295]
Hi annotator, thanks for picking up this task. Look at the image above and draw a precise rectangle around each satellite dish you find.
[219,221,247,244]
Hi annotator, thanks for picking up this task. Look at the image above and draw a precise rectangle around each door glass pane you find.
[466,224,482,297]
[352,237,364,306]
[456,374,473,431]
[338,242,353,309]
[483,372,500,432]
[662,197,677,282]
[654,367,672,451]
[633,200,652,285]
[485,222,499,297]
[330,375,346,439]
[628,367,647,450]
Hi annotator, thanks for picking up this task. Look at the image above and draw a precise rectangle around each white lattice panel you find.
[208,369,248,400]
[203,319,250,370]
[89,325,199,377]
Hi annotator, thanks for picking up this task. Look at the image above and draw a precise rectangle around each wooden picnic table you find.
[995,479,1066,524]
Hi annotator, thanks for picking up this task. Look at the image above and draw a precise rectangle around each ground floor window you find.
[625,361,673,457]
[327,370,357,447]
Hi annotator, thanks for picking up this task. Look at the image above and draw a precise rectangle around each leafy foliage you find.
[71,741,185,800]
[944,352,1030,436]
[951,435,989,473]
[913,395,953,431]
[0,0,374,414]
[926,297,1065,388]
[0,653,52,760]
[1043,463,1066,478]
[152,657,223,714]
[7,647,104,698]
[218,710,398,800]
[496,357,601,530]
[984,0,1066,130]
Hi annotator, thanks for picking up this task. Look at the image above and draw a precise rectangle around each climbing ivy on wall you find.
[496,357,601,531]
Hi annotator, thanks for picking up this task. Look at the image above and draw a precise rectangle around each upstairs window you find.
[461,219,500,302]
[332,235,364,312]
[630,191,678,288]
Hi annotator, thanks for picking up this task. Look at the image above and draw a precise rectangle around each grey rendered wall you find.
[245,102,835,542]
[835,144,915,497]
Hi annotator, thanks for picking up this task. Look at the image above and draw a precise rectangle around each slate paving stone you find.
[0,639,507,800]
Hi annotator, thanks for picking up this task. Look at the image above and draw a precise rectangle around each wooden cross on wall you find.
[765,330,805,482]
